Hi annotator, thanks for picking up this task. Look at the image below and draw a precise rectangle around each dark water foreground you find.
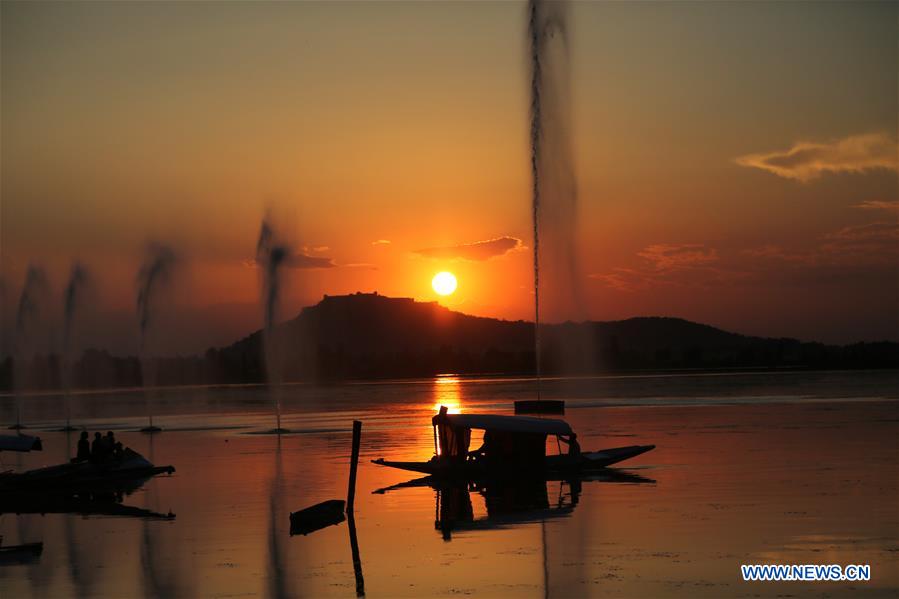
[0,371,897,597]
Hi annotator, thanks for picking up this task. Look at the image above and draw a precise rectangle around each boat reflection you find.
[0,489,174,520]
[0,467,175,520]
[375,469,655,541]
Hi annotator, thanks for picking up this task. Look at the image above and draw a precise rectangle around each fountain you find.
[518,0,582,415]
[60,262,89,431]
[135,242,177,433]
[256,215,291,434]
[10,265,50,429]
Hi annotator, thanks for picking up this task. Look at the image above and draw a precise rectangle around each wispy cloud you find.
[740,244,814,265]
[589,268,652,293]
[854,200,899,213]
[590,243,726,292]
[594,221,899,294]
[244,252,335,269]
[371,239,391,246]
[735,132,898,182]
[414,236,523,261]
[637,244,719,271]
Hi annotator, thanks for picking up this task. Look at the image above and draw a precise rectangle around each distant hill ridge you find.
[209,292,897,382]
[2,292,897,391]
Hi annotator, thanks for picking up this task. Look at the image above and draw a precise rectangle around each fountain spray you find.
[256,216,290,434]
[61,262,89,431]
[11,266,50,429]
[136,243,176,432]
[524,0,583,411]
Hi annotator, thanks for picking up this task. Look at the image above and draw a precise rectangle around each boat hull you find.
[0,449,174,493]
[373,444,655,478]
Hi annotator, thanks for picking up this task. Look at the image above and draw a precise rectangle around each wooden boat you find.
[0,448,174,493]
[372,407,654,479]
[0,434,42,453]
[289,499,346,536]
[0,541,43,566]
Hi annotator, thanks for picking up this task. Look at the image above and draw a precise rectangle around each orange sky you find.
[1,1,897,355]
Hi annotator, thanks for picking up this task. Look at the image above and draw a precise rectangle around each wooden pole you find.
[346,420,362,513]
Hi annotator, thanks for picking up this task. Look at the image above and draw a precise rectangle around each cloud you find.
[588,268,651,293]
[591,243,727,292]
[735,132,898,182]
[636,244,719,271]
[244,252,335,270]
[854,200,899,213]
[288,254,335,269]
[823,221,899,243]
[371,239,391,246]
[741,244,814,265]
[414,236,523,261]
[594,225,899,294]
[820,222,899,265]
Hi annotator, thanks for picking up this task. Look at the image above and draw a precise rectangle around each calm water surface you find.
[1,370,897,597]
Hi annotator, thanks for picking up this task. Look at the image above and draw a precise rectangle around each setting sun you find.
[431,271,457,296]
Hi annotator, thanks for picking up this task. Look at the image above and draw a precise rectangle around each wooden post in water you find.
[346,420,362,513]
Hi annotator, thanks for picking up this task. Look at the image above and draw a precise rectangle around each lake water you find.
[1,370,897,597]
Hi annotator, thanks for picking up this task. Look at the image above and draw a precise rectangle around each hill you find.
[3,292,897,391]
[203,292,899,383]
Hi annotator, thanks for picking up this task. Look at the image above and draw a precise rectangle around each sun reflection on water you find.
[431,374,463,414]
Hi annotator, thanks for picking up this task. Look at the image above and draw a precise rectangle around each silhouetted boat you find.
[0,448,174,493]
[373,407,654,478]
[0,541,43,566]
[0,434,42,453]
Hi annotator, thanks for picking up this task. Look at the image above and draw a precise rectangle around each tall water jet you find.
[61,262,90,431]
[525,0,588,409]
[256,216,290,434]
[136,242,177,432]
[11,265,50,429]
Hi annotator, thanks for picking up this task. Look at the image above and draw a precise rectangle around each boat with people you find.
[0,447,175,493]
[372,406,654,479]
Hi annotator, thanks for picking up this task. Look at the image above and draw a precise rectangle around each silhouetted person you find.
[470,430,496,461]
[75,431,91,462]
[561,433,581,458]
[105,431,116,452]
[90,432,105,463]
[113,441,124,460]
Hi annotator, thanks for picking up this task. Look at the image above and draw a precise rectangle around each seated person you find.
[74,431,91,462]
[90,432,106,463]
[469,430,496,461]
[560,433,581,458]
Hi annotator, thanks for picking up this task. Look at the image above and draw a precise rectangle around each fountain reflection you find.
[267,436,293,599]
[139,435,190,598]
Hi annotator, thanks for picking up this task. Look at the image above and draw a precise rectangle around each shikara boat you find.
[0,448,174,493]
[0,541,43,566]
[0,434,42,453]
[372,406,654,479]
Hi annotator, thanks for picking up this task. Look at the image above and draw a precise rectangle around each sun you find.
[432,271,457,296]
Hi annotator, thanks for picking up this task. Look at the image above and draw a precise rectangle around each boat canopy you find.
[433,413,572,436]
[0,434,42,452]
